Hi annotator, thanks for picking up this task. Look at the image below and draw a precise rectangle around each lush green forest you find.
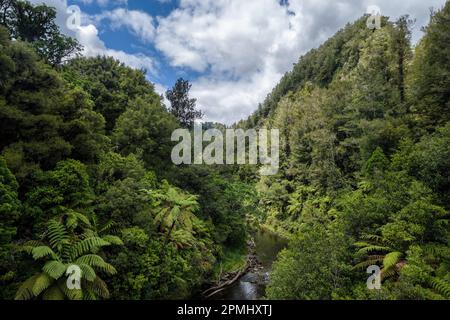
[0,0,449,300]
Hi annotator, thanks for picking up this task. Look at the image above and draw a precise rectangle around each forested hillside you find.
[0,0,449,301]
[245,4,450,299]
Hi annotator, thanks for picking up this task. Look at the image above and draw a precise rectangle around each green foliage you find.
[113,96,178,171]
[64,56,159,133]
[0,0,81,65]
[0,156,21,298]
[409,2,450,128]
[255,8,450,300]
[267,224,352,300]
[166,78,203,129]
[1,1,450,301]
[15,213,120,300]
[0,35,107,180]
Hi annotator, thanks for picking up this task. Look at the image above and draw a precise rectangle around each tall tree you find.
[391,15,413,104]
[166,78,203,129]
[0,0,81,65]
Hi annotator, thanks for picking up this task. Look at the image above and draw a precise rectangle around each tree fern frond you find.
[32,273,54,297]
[19,241,44,254]
[76,255,117,275]
[357,245,391,255]
[58,279,83,300]
[99,220,118,234]
[79,263,96,282]
[47,219,69,251]
[83,287,97,301]
[42,285,65,300]
[92,276,109,299]
[15,275,39,300]
[381,267,397,280]
[430,278,450,298]
[70,237,110,259]
[353,258,383,270]
[42,261,66,280]
[383,251,403,270]
[32,246,58,260]
[354,241,373,248]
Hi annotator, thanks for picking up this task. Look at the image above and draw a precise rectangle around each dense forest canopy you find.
[0,0,449,300]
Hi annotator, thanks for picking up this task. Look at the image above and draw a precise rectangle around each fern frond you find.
[357,245,391,255]
[83,287,98,301]
[32,246,58,260]
[353,257,383,270]
[70,237,110,259]
[42,285,65,300]
[78,263,96,282]
[76,255,117,275]
[19,240,44,254]
[381,267,397,280]
[421,244,450,260]
[383,251,403,270]
[430,278,450,298]
[92,276,109,299]
[47,219,69,251]
[58,279,83,300]
[42,261,66,280]
[99,220,118,234]
[15,275,39,300]
[32,273,54,296]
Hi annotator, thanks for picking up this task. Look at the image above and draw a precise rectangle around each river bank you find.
[204,229,288,300]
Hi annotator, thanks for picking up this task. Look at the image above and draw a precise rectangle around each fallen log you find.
[203,262,249,298]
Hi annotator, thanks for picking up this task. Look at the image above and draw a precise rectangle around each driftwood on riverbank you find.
[202,238,261,299]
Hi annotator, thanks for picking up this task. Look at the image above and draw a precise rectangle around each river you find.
[213,229,288,300]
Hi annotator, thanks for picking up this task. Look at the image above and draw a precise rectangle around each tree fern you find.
[16,212,119,300]
[353,234,405,281]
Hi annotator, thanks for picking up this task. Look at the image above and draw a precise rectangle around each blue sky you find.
[31,0,448,124]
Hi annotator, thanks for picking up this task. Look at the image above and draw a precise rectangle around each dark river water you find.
[213,229,288,300]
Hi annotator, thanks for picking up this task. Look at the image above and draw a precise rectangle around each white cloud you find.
[79,0,128,7]
[29,0,156,74]
[94,8,155,43]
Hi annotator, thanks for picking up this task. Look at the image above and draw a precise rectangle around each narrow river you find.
[214,229,288,300]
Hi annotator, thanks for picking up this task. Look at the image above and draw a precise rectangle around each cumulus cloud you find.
[94,8,155,43]
[29,0,156,74]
